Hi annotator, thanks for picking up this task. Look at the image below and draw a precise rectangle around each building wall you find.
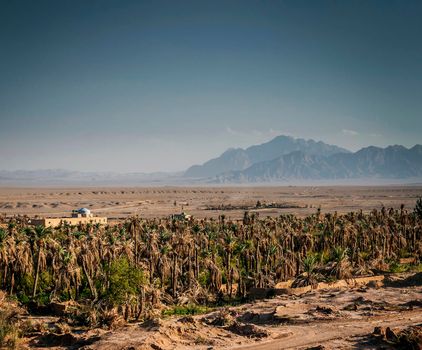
[31,217,107,228]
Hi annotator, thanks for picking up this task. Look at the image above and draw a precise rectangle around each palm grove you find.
[0,200,421,326]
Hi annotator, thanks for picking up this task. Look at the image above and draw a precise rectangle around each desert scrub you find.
[389,262,422,273]
[0,292,24,349]
[413,263,422,272]
[389,262,411,273]
[0,313,19,349]
[162,304,211,317]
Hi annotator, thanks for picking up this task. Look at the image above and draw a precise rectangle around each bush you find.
[104,258,146,307]
[389,262,410,273]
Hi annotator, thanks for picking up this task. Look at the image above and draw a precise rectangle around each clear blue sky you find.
[1,0,421,172]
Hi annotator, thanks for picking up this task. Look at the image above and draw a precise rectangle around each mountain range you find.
[185,136,349,178]
[1,135,421,185]
[185,136,422,183]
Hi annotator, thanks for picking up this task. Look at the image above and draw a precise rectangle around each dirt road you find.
[237,310,422,349]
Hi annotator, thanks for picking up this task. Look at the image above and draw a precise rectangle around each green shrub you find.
[389,262,410,273]
[104,258,146,306]
[198,270,211,288]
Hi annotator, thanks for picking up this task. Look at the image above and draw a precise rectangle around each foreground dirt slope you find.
[1,185,421,219]
[27,273,422,350]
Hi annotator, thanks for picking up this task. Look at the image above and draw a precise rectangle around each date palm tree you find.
[32,226,51,297]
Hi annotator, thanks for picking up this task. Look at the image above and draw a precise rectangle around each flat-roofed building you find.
[30,208,107,228]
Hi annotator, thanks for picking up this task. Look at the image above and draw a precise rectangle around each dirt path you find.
[236,309,422,349]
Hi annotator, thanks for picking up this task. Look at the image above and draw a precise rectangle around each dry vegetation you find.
[0,189,421,349]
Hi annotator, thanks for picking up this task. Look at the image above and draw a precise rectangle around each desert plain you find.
[1,185,421,221]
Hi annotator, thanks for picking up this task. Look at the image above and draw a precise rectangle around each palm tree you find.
[292,254,319,287]
[32,225,51,297]
[329,247,352,280]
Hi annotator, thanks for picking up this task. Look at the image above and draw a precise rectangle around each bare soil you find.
[1,185,421,220]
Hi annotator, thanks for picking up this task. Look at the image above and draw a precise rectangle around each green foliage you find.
[389,262,410,273]
[331,247,349,263]
[105,258,145,306]
[303,254,318,274]
[0,228,8,245]
[389,262,422,273]
[72,231,86,239]
[39,271,53,292]
[359,251,370,261]
[414,197,422,219]
[15,274,33,304]
[34,225,51,240]
[414,263,422,272]
[198,270,211,288]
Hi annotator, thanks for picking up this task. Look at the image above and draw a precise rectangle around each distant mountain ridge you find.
[185,135,350,178]
[184,135,422,182]
[2,136,421,186]
[216,144,422,182]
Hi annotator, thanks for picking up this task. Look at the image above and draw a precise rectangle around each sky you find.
[0,0,421,173]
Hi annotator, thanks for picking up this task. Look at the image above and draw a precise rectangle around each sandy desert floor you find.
[1,185,421,221]
[25,272,422,350]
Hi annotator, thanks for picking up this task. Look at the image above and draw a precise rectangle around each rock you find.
[403,300,422,309]
[141,318,162,330]
[178,315,195,324]
[367,280,383,289]
[203,310,234,327]
[150,344,163,350]
[35,333,78,347]
[385,327,399,342]
[49,302,67,316]
[315,306,335,314]
[343,303,358,311]
[226,322,269,338]
[373,326,386,336]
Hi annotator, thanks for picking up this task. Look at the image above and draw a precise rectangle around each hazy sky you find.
[1,0,421,172]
